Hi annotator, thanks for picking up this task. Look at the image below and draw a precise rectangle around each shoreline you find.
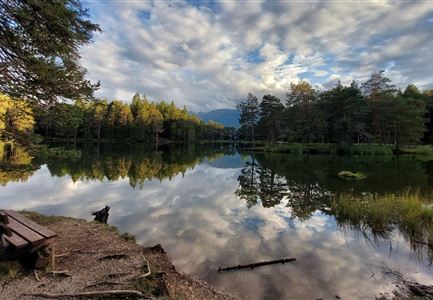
[240,143,433,156]
[0,211,237,300]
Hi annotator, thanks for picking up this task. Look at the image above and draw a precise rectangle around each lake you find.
[1,143,433,299]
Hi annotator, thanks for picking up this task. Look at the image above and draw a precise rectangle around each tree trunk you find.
[251,123,255,146]
[97,123,101,142]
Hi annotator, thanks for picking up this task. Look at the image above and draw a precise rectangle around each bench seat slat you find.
[5,210,57,239]
[4,232,29,249]
[7,217,45,245]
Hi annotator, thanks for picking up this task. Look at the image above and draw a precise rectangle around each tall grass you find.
[331,192,433,253]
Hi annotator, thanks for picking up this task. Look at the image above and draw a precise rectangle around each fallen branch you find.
[73,249,98,255]
[46,270,72,277]
[218,257,296,272]
[34,270,40,282]
[85,281,125,289]
[98,254,129,261]
[22,290,149,299]
[54,252,72,258]
[136,258,151,279]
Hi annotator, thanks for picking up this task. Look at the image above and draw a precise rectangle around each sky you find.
[80,0,433,112]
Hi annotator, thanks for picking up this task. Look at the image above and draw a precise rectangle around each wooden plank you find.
[4,232,29,249]
[5,211,57,239]
[7,217,45,245]
[0,211,9,224]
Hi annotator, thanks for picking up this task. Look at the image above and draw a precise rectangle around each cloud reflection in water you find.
[1,155,433,299]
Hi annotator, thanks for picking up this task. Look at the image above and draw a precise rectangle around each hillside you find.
[197,109,240,128]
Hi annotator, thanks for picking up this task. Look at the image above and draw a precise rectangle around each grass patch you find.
[19,211,81,226]
[0,260,23,282]
[245,143,399,155]
[251,143,337,154]
[131,272,169,297]
[350,144,394,155]
[400,145,433,156]
[331,192,433,247]
[242,143,433,156]
[337,170,366,180]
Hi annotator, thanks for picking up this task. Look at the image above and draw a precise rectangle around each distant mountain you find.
[197,109,240,128]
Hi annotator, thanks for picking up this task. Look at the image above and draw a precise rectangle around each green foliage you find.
[26,93,228,143]
[236,73,429,150]
[0,0,100,103]
[36,145,81,160]
[257,94,285,142]
[320,81,367,145]
[286,81,324,143]
[237,93,260,142]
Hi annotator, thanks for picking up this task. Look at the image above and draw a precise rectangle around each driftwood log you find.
[91,206,110,223]
[218,257,296,272]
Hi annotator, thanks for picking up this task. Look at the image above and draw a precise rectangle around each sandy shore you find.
[0,212,237,299]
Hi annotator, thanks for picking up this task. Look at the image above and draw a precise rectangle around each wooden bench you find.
[0,210,57,268]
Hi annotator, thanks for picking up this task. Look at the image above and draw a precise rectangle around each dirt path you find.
[0,212,237,300]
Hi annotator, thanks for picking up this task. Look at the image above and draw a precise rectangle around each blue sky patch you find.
[246,47,265,64]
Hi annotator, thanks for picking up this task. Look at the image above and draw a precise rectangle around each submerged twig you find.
[218,257,296,272]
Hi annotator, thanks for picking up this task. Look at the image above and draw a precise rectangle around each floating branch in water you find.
[218,257,296,272]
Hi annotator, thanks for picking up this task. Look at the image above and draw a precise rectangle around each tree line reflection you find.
[0,143,39,186]
[0,143,234,188]
[2,143,433,260]
[235,152,433,261]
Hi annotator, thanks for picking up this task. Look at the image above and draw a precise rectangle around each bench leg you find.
[34,246,51,269]
[50,246,55,272]
[0,234,6,248]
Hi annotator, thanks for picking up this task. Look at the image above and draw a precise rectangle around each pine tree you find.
[237,93,260,144]
[0,0,100,104]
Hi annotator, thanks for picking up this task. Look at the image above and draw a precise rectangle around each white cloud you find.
[80,1,433,111]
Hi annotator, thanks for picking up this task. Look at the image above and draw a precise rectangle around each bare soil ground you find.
[0,212,237,300]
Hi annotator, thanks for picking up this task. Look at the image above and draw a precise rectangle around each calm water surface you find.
[1,144,433,299]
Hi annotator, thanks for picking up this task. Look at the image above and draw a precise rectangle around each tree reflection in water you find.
[236,153,332,219]
[0,143,232,188]
[3,143,433,263]
[235,151,433,261]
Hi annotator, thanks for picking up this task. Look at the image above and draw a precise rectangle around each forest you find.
[3,70,433,152]
[237,71,433,150]
[0,93,233,144]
